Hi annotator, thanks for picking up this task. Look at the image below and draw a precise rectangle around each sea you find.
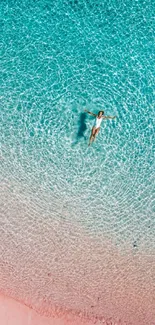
[0,1,155,324]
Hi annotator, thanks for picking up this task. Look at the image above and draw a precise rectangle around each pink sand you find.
[1,182,155,325]
[0,293,98,325]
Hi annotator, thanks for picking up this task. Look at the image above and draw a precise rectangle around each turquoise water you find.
[1,0,155,248]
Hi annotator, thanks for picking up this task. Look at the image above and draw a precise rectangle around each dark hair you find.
[98,110,104,116]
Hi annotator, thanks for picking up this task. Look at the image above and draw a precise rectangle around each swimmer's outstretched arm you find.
[84,109,97,117]
[103,116,116,119]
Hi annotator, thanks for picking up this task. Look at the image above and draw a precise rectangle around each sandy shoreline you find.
[0,293,89,325]
[0,292,123,325]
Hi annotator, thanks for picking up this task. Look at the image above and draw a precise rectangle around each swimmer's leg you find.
[93,127,100,141]
[89,127,96,146]
[89,127,100,145]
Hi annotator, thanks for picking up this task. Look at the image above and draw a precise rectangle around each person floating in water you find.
[84,109,116,146]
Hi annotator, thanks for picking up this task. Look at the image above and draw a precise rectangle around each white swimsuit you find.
[94,117,103,129]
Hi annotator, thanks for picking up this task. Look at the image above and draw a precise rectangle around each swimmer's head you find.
[98,110,104,117]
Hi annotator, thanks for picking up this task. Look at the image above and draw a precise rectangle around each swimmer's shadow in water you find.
[78,112,87,138]
[72,112,88,147]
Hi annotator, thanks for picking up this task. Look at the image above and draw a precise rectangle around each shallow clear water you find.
[0,0,155,323]
[1,0,155,246]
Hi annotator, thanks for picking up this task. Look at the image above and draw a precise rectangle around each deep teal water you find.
[1,0,155,249]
